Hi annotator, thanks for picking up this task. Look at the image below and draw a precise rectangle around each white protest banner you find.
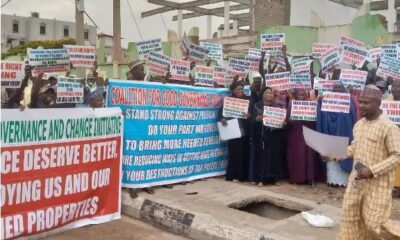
[340,36,364,47]
[292,57,312,74]
[228,58,251,72]
[263,106,287,128]
[195,65,214,86]
[1,60,25,88]
[312,43,336,59]
[137,38,163,60]
[290,100,318,121]
[28,48,70,74]
[245,56,261,72]
[64,45,95,68]
[381,44,397,59]
[213,66,228,86]
[376,57,400,80]
[189,44,209,62]
[313,78,337,96]
[1,108,122,239]
[223,96,250,119]
[341,43,368,68]
[368,48,381,65]
[265,71,291,91]
[200,42,223,62]
[261,33,285,55]
[290,74,312,89]
[147,52,171,77]
[339,69,368,91]
[320,47,341,72]
[170,58,191,82]
[321,92,351,113]
[381,101,400,124]
[57,77,84,103]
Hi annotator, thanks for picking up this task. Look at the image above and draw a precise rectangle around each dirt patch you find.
[240,181,400,220]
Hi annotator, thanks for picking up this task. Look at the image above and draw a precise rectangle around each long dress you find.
[220,95,251,181]
[286,119,323,184]
[251,101,286,184]
[316,98,357,187]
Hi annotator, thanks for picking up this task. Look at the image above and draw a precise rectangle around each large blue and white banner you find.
[107,80,229,188]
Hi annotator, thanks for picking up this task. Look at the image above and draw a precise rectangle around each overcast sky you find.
[2,0,364,47]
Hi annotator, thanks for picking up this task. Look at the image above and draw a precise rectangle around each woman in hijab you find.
[220,80,251,181]
[316,82,356,187]
[251,87,287,186]
[287,88,322,185]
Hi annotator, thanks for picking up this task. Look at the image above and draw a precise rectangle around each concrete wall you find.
[351,14,392,46]
[255,0,291,31]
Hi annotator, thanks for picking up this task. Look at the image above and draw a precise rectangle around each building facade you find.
[1,12,97,53]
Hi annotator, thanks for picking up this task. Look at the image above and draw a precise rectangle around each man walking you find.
[337,84,400,240]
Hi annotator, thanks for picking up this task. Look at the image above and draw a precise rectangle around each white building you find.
[1,12,97,53]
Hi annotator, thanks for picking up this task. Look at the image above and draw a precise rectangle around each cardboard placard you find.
[28,48,70,74]
[222,96,250,119]
[313,78,337,96]
[290,74,312,89]
[1,60,25,88]
[261,33,285,55]
[200,42,223,62]
[228,58,250,73]
[340,36,364,47]
[290,100,318,121]
[321,92,351,113]
[339,69,368,91]
[189,44,209,62]
[320,47,341,72]
[341,43,368,68]
[292,57,312,74]
[194,65,214,86]
[263,106,287,128]
[376,57,400,80]
[213,66,228,86]
[265,71,291,91]
[64,45,95,68]
[381,101,400,124]
[381,44,397,59]
[147,52,171,77]
[56,77,84,103]
[312,43,336,59]
[367,47,381,65]
[170,58,191,82]
[137,38,163,60]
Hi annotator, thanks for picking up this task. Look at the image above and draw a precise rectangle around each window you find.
[84,29,89,40]
[63,26,69,37]
[40,23,46,35]
[12,20,19,33]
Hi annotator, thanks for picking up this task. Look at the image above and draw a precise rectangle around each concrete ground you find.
[122,178,343,240]
[43,215,189,240]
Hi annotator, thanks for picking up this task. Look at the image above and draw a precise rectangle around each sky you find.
[2,0,367,48]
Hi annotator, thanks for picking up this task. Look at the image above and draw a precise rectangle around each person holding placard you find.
[220,80,251,182]
[287,88,321,185]
[317,82,357,187]
[251,87,287,186]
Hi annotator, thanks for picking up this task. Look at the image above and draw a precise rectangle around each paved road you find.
[44,215,189,240]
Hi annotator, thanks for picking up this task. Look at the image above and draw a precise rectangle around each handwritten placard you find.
[290,100,318,121]
[263,106,287,128]
[339,69,368,91]
[195,65,214,86]
[381,101,400,124]
[170,58,191,81]
[137,38,163,60]
[321,92,351,113]
[265,71,291,91]
[223,97,250,119]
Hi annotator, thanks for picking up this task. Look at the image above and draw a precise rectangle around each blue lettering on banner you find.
[107,80,229,188]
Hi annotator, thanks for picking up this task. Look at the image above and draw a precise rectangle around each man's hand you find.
[356,167,373,180]
[221,118,228,127]
[256,114,263,122]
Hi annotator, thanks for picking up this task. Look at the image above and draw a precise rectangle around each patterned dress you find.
[337,115,400,240]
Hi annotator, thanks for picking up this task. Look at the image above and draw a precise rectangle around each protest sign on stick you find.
[64,45,95,68]
[290,100,318,121]
[222,96,250,119]
[321,92,351,113]
[0,108,123,239]
[137,38,163,60]
[1,60,25,88]
[381,101,400,125]
[56,77,84,103]
[263,106,287,128]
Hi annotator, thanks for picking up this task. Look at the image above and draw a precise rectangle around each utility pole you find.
[113,0,122,78]
[75,0,85,78]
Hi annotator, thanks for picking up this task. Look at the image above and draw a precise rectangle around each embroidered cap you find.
[360,84,383,100]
